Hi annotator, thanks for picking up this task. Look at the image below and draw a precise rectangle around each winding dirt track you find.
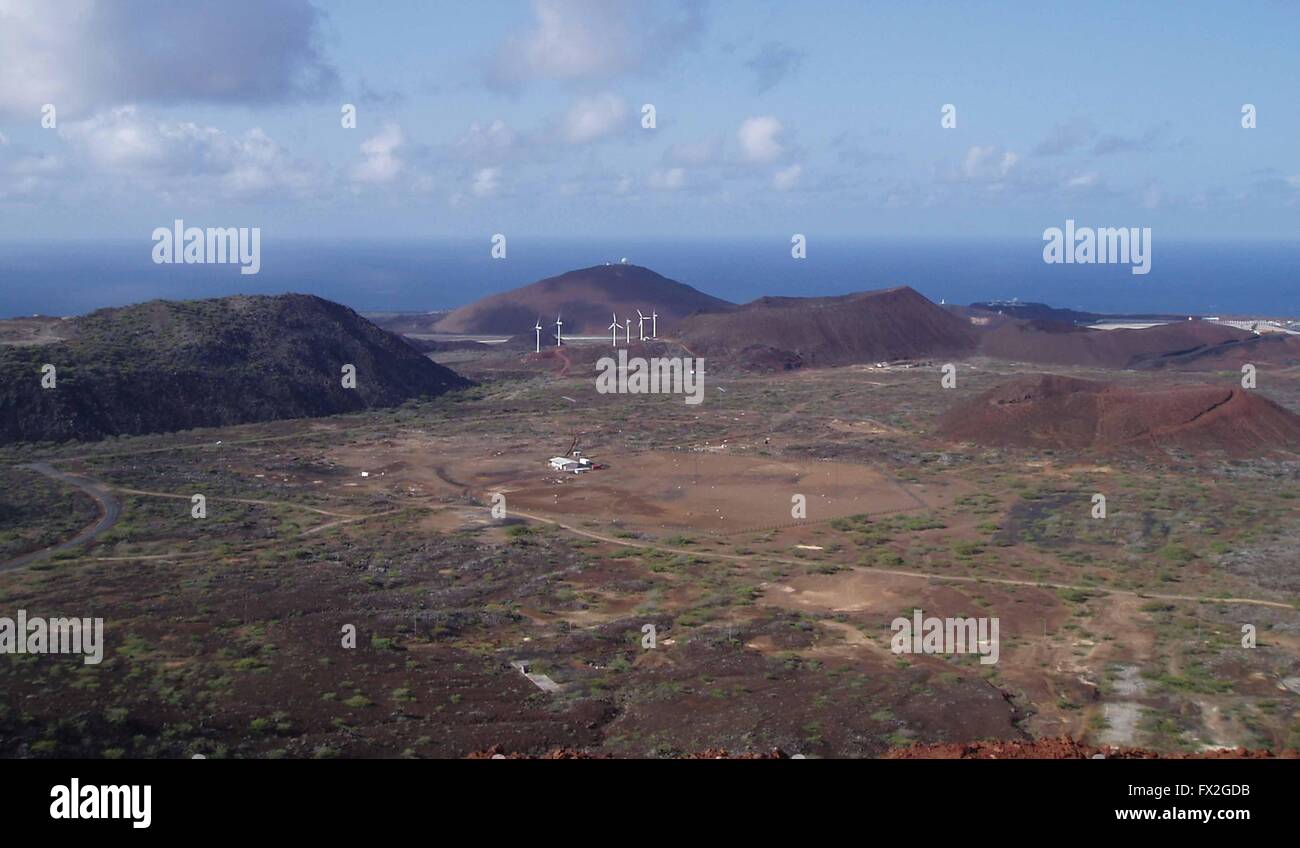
[502,507,1296,611]
[113,487,364,518]
[1,463,122,572]
[4,463,1293,611]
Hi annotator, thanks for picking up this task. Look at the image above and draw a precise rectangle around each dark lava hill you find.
[0,294,470,444]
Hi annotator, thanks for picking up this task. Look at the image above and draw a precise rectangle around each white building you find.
[549,456,592,474]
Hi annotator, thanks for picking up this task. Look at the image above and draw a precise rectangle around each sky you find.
[1,0,1298,242]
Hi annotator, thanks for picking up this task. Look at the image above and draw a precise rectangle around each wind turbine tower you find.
[636,309,646,341]
[608,313,619,347]
[554,316,563,346]
[534,320,542,353]
[651,310,658,338]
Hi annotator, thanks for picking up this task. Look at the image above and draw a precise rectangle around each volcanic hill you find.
[938,374,1300,455]
[976,318,1251,369]
[1135,331,1300,371]
[0,294,470,444]
[432,264,734,336]
[678,285,978,370]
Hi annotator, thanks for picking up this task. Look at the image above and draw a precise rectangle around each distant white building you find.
[549,456,592,474]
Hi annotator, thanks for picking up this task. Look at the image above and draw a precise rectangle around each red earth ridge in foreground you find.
[468,738,1299,759]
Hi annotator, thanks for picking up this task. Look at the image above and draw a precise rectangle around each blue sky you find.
[1,0,1298,241]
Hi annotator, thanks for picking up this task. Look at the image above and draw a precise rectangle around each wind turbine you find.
[636,309,646,341]
[554,315,563,346]
[651,310,658,338]
[624,317,632,344]
[608,312,619,347]
[534,319,542,353]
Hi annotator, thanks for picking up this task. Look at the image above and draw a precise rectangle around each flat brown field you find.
[494,452,926,534]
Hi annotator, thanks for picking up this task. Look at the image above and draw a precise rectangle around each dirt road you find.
[503,507,1296,610]
[6,460,1290,612]
[1,463,122,572]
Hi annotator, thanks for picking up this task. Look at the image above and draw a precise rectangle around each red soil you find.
[467,745,612,759]
[885,737,1299,759]
[467,745,788,759]
[938,374,1300,455]
[433,264,733,335]
[679,286,978,369]
[470,739,1296,758]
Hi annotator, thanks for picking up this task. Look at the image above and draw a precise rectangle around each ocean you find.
[2,237,1298,319]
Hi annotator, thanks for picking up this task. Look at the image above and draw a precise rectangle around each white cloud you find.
[0,0,337,118]
[60,107,180,171]
[226,128,314,195]
[737,116,786,164]
[452,120,520,161]
[57,106,317,198]
[472,167,502,197]
[496,0,628,83]
[562,94,627,144]
[351,123,405,184]
[772,163,802,191]
[960,145,1020,181]
[487,0,703,88]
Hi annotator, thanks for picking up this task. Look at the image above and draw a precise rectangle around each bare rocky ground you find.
[466,738,1300,759]
[884,737,1299,759]
[2,352,1297,758]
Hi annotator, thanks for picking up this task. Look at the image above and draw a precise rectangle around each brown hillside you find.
[977,318,1250,368]
[433,264,733,335]
[678,286,978,370]
[1135,331,1300,371]
[938,374,1300,455]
